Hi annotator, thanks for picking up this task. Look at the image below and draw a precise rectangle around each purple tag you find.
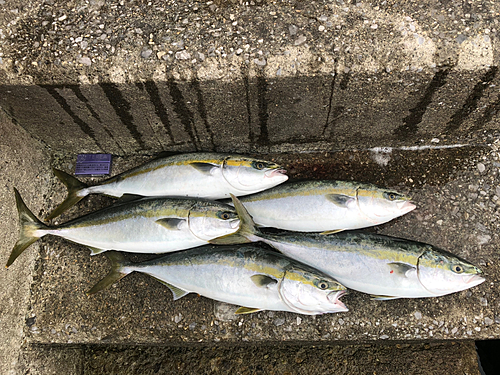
[75,154,112,176]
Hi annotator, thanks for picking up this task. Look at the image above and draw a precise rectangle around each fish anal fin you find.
[89,247,107,255]
[370,295,400,301]
[156,218,186,230]
[153,279,190,300]
[320,229,344,235]
[235,306,262,315]
[250,274,278,288]
[326,194,355,208]
[190,162,219,175]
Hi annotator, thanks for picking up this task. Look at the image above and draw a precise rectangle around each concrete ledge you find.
[17,341,481,375]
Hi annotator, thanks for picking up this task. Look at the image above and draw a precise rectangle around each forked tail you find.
[87,251,131,295]
[7,188,49,267]
[45,168,88,221]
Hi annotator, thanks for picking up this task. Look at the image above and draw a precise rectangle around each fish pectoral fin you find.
[235,306,263,315]
[190,162,219,175]
[156,218,186,230]
[326,194,355,208]
[320,229,344,235]
[88,247,107,255]
[153,279,190,300]
[387,262,417,278]
[370,295,400,301]
[250,274,278,288]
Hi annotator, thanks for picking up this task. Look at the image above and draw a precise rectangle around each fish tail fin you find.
[6,188,49,268]
[209,194,258,245]
[45,168,89,221]
[87,251,131,295]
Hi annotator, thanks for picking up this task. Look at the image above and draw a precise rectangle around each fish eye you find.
[317,280,329,290]
[388,193,396,201]
[452,265,463,273]
[254,162,265,170]
[218,212,233,220]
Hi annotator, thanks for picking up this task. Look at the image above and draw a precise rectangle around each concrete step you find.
[17,341,481,375]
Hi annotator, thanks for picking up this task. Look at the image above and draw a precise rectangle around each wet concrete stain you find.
[42,85,104,151]
[473,92,500,132]
[242,70,255,144]
[166,77,200,151]
[67,85,125,154]
[142,81,176,145]
[394,68,451,140]
[99,83,147,150]
[266,145,481,188]
[190,78,216,151]
[446,66,498,133]
[257,75,270,146]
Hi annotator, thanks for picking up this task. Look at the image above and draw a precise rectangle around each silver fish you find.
[88,247,348,315]
[47,153,288,220]
[211,195,484,299]
[7,189,240,267]
[234,180,416,233]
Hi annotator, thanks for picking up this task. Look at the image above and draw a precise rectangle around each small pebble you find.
[289,25,298,36]
[141,49,153,59]
[175,50,191,60]
[477,163,486,173]
[414,311,422,320]
[294,35,307,46]
[79,57,91,66]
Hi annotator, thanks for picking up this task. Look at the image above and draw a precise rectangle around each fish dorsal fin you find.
[370,295,400,301]
[235,306,263,315]
[89,246,107,255]
[251,274,278,288]
[156,218,186,230]
[320,229,344,235]
[326,194,355,208]
[114,194,145,204]
[190,162,219,175]
[387,262,416,278]
[152,278,190,300]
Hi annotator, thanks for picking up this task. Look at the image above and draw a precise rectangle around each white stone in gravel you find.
[254,57,266,66]
[175,50,191,60]
[294,35,307,46]
[414,311,422,320]
[477,163,486,173]
[477,234,491,245]
[79,57,91,66]
[141,49,153,58]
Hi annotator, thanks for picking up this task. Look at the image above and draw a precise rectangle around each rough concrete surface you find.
[0,1,499,154]
[18,341,480,375]
[1,0,499,373]
[0,110,51,374]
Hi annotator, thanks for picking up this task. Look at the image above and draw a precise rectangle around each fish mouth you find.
[327,290,349,312]
[463,274,485,286]
[264,169,288,179]
[396,200,417,213]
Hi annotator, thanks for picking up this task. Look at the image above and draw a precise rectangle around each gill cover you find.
[221,157,288,193]
[187,202,240,241]
[416,248,485,296]
[278,269,348,315]
[356,186,416,223]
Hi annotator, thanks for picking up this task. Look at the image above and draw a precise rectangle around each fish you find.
[6,188,240,267]
[46,152,288,220]
[211,195,484,299]
[231,180,416,233]
[88,246,348,316]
